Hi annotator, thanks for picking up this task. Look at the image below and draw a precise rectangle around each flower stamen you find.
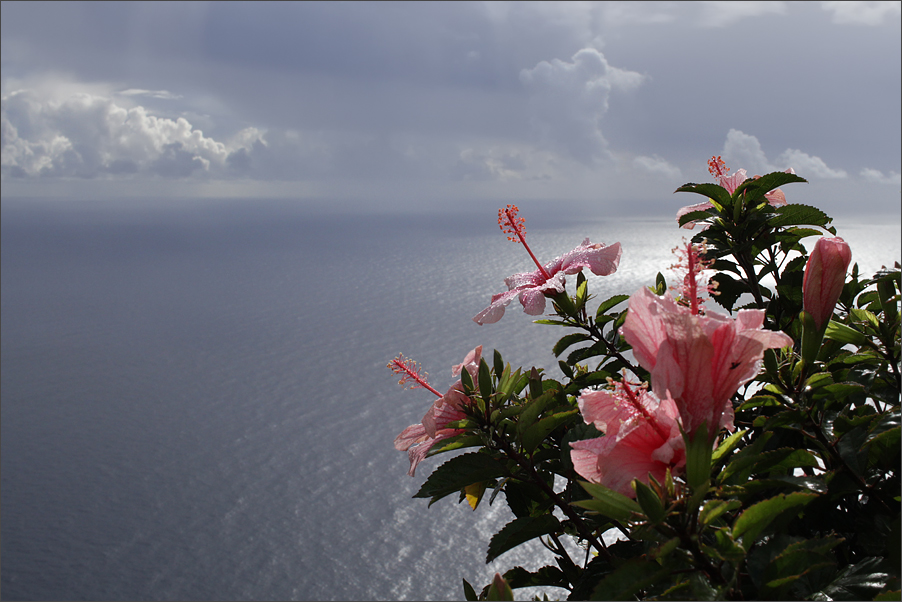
[707,155,729,179]
[388,354,443,398]
[672,241,714,315]
[498,204,552,280]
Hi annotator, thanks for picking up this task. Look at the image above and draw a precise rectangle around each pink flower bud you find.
[803,237,852,330]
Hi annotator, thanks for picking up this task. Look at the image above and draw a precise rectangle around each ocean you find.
[1,198,899,601]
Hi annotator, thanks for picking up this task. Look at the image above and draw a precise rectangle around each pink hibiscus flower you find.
[474,205,621,324]
[678,156,792,230]
[622,286,792,436]
[391,346,482,476]
[570,381,685,497]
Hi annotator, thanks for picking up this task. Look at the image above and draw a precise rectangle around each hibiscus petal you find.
[473,289,520,325]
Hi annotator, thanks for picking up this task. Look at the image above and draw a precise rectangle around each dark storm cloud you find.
[1,1,900,210]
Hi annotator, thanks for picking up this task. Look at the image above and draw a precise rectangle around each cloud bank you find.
[2,88,262,180]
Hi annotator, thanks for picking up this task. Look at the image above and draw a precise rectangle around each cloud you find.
[860,167,902,185]
[697,1,787,27]
[519,48,645,164]
[117,89,184,100]
[820,1,902,26]
[1,87,263,179]
[722,129,847,178]
[632,154,682,179]
[777,148,848,179]
[452,145,556,182]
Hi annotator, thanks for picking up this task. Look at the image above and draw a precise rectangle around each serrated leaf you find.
[501,566,568,590]
[711,272,749,312]
[768,203,830,229]
[732,492,817,549]
[734,171,807,203]
[414,452,508,504]
[712,429,748,463]
[700,499,742,526]
[675,182,732,207]
[486,515,560,563]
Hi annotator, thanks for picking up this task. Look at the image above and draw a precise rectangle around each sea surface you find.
[2,198,899,601]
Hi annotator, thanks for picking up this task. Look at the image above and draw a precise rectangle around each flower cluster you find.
[570,242,793,494]
[387,157,898,601]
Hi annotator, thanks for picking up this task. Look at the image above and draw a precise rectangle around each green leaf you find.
[574,481,642,522]
[733,171,807,204]
[595,293,630,316]
[685,422,713,491]
[679,209,716,228]
[590,557,670,601]
[520,409,578,454]
[675,182,732,207]
[517,389,555,435]
[712,429,748,463]
[486,515,560,563]
[478,359,494,404]
[767,203,830,229]
[732,492,818,549]
[501,566,568,591]
[814,557,895,601]
[710,272,749,312]
[633,480,665,523]
[552,332,591,357]
[699,499,742,526]
[428,434,484,455]
[493,349,504,379]
[462,579,478,601]
[414,452,508,504]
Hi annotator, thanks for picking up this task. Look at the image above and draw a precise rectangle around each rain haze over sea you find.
[2,198,899,601]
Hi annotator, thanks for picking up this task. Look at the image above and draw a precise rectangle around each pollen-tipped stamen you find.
[388,354,443,398]
[498,204,552,280]
[708,155,729,179]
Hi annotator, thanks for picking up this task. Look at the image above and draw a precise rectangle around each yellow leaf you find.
[465,482,487,510]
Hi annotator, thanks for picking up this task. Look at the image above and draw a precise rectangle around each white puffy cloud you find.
[697,1,787,27]
[722,129,847,178]
[632,154,682,179]
[1,87,264,179]
[777,148,847,179]
[860,167,902,185]
[821,1,902,26]
[519,48,645,164]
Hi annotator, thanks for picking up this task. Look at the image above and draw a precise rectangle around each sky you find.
[2,1,901,217]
